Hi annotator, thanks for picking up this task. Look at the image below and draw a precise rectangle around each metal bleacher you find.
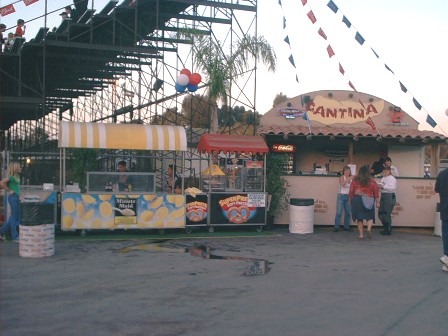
[0,0,193,131]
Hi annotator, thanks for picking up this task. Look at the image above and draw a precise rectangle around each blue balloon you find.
[175,83,187,93]
[187,83,199,92]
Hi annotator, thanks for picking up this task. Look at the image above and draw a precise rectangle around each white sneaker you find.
[442,265,448,273]
[440,255,448,267]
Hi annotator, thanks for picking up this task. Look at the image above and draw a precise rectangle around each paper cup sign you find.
[175,69,202,93]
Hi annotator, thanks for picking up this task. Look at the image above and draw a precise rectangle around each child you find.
[15,19,26,38]
[5,32,14,52]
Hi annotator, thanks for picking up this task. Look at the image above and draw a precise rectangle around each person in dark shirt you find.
[116,161,133,192]
[435,168,448,272]
[166,164,183,194]
[65,6,79,23]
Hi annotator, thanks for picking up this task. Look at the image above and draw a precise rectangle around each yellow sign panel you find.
[308,95,385,125]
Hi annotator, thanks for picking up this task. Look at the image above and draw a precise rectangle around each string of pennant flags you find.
[278,0,439,131]
[0,0,38,16]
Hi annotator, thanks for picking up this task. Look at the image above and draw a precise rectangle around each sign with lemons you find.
[61,193,186,230]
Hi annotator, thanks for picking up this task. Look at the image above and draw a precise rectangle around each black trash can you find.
[289,198,314,234]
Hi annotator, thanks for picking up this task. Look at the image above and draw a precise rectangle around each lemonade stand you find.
[58,121,187,234]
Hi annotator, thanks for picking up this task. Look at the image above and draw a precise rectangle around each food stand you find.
[58,121,187,234]
[194,134,269,232]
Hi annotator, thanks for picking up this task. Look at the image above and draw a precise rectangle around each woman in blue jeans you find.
[334,166,353,232]
[0,162,22,243]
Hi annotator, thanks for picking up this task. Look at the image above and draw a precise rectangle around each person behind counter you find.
[334,166,354,232]
[166,164,182,194]
[384,157,399,177]
[116,161,133,191]
[0,162,22,243]
[349,165,380,240]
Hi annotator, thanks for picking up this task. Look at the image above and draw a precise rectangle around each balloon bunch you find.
[175,69,202,93]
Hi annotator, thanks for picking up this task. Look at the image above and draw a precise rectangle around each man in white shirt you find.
[378,166,397,235]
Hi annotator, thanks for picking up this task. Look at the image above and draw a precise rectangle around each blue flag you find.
[426,115,437,128]
[327,0,338,13]
[413,98,422,110]
[355,32,365,45]
[342,16,351,28]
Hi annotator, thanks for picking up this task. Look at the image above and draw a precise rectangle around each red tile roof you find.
[258,125,446,141]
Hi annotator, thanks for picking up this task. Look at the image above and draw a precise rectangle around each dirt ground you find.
[1,227,447,336]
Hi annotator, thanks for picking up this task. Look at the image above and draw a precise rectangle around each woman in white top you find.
[334,166,354,232]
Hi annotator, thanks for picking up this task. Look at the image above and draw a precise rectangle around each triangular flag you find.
[0,4,16,16]
[426,114,437,128]
[284,36,290,46]
[327,45,335,58]
[339,63,345,75]
[371,48,379,58]
[355,32,365,45]
[307,10,317,24]
[384,64,394,74]
[278,0,282,5]
[348,81,356,91]
[301,0,307,5]
[283,16,286,29]
[399,81,407,93]
[365,117,377,131]
[23,0,39,5]
[413,98,422,110]
[295,75,299,83]
[327,0,339,13]
[288,54,296,68]
[342,16,351,28]
[318,28,327,40]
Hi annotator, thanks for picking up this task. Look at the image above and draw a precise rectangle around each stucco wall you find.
[275,175,438,228]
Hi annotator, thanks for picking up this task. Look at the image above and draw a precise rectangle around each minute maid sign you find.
[307,95,385,125]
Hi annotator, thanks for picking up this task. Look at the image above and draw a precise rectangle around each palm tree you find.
[181,30,277,134]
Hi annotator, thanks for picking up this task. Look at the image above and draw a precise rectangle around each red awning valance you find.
[197,134,269,154]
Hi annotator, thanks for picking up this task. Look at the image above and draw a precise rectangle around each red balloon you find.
[189,73,202,85]
[180,69,191,77]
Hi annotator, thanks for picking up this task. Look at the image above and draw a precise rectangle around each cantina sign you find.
[272,144,296,153]
[306,95,385,126]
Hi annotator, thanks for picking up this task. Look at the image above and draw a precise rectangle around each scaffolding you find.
[0,0,260,185]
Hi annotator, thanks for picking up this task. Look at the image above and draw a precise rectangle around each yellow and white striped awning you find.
[58,121,187,151]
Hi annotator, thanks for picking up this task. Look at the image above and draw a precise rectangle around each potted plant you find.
[265,153,290,230]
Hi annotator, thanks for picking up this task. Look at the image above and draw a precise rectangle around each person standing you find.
[15,19,26,38]
[378,166,397,235]
[0,24,6,53]
[334,166,353,232]
[0,162,22,243]
[349,165,380,240]
[434,168,448,273]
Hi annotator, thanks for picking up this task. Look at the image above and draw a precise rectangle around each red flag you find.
[348,81,356,91]
[339,63,345,75]
[23,0,39,6]
[365,117,377,131]
[318,28,327,40]
[301,0,307,5]
[307,10,317,24]
[327,45,335,58]
[0,4,15,16]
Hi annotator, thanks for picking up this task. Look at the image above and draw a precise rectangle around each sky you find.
[1,0,447,134]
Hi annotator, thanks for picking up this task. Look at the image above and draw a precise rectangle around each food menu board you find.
[61,193,186,230]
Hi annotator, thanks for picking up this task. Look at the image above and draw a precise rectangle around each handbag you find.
[361,195,375,210]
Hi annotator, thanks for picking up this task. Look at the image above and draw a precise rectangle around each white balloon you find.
[177,74,189,86]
